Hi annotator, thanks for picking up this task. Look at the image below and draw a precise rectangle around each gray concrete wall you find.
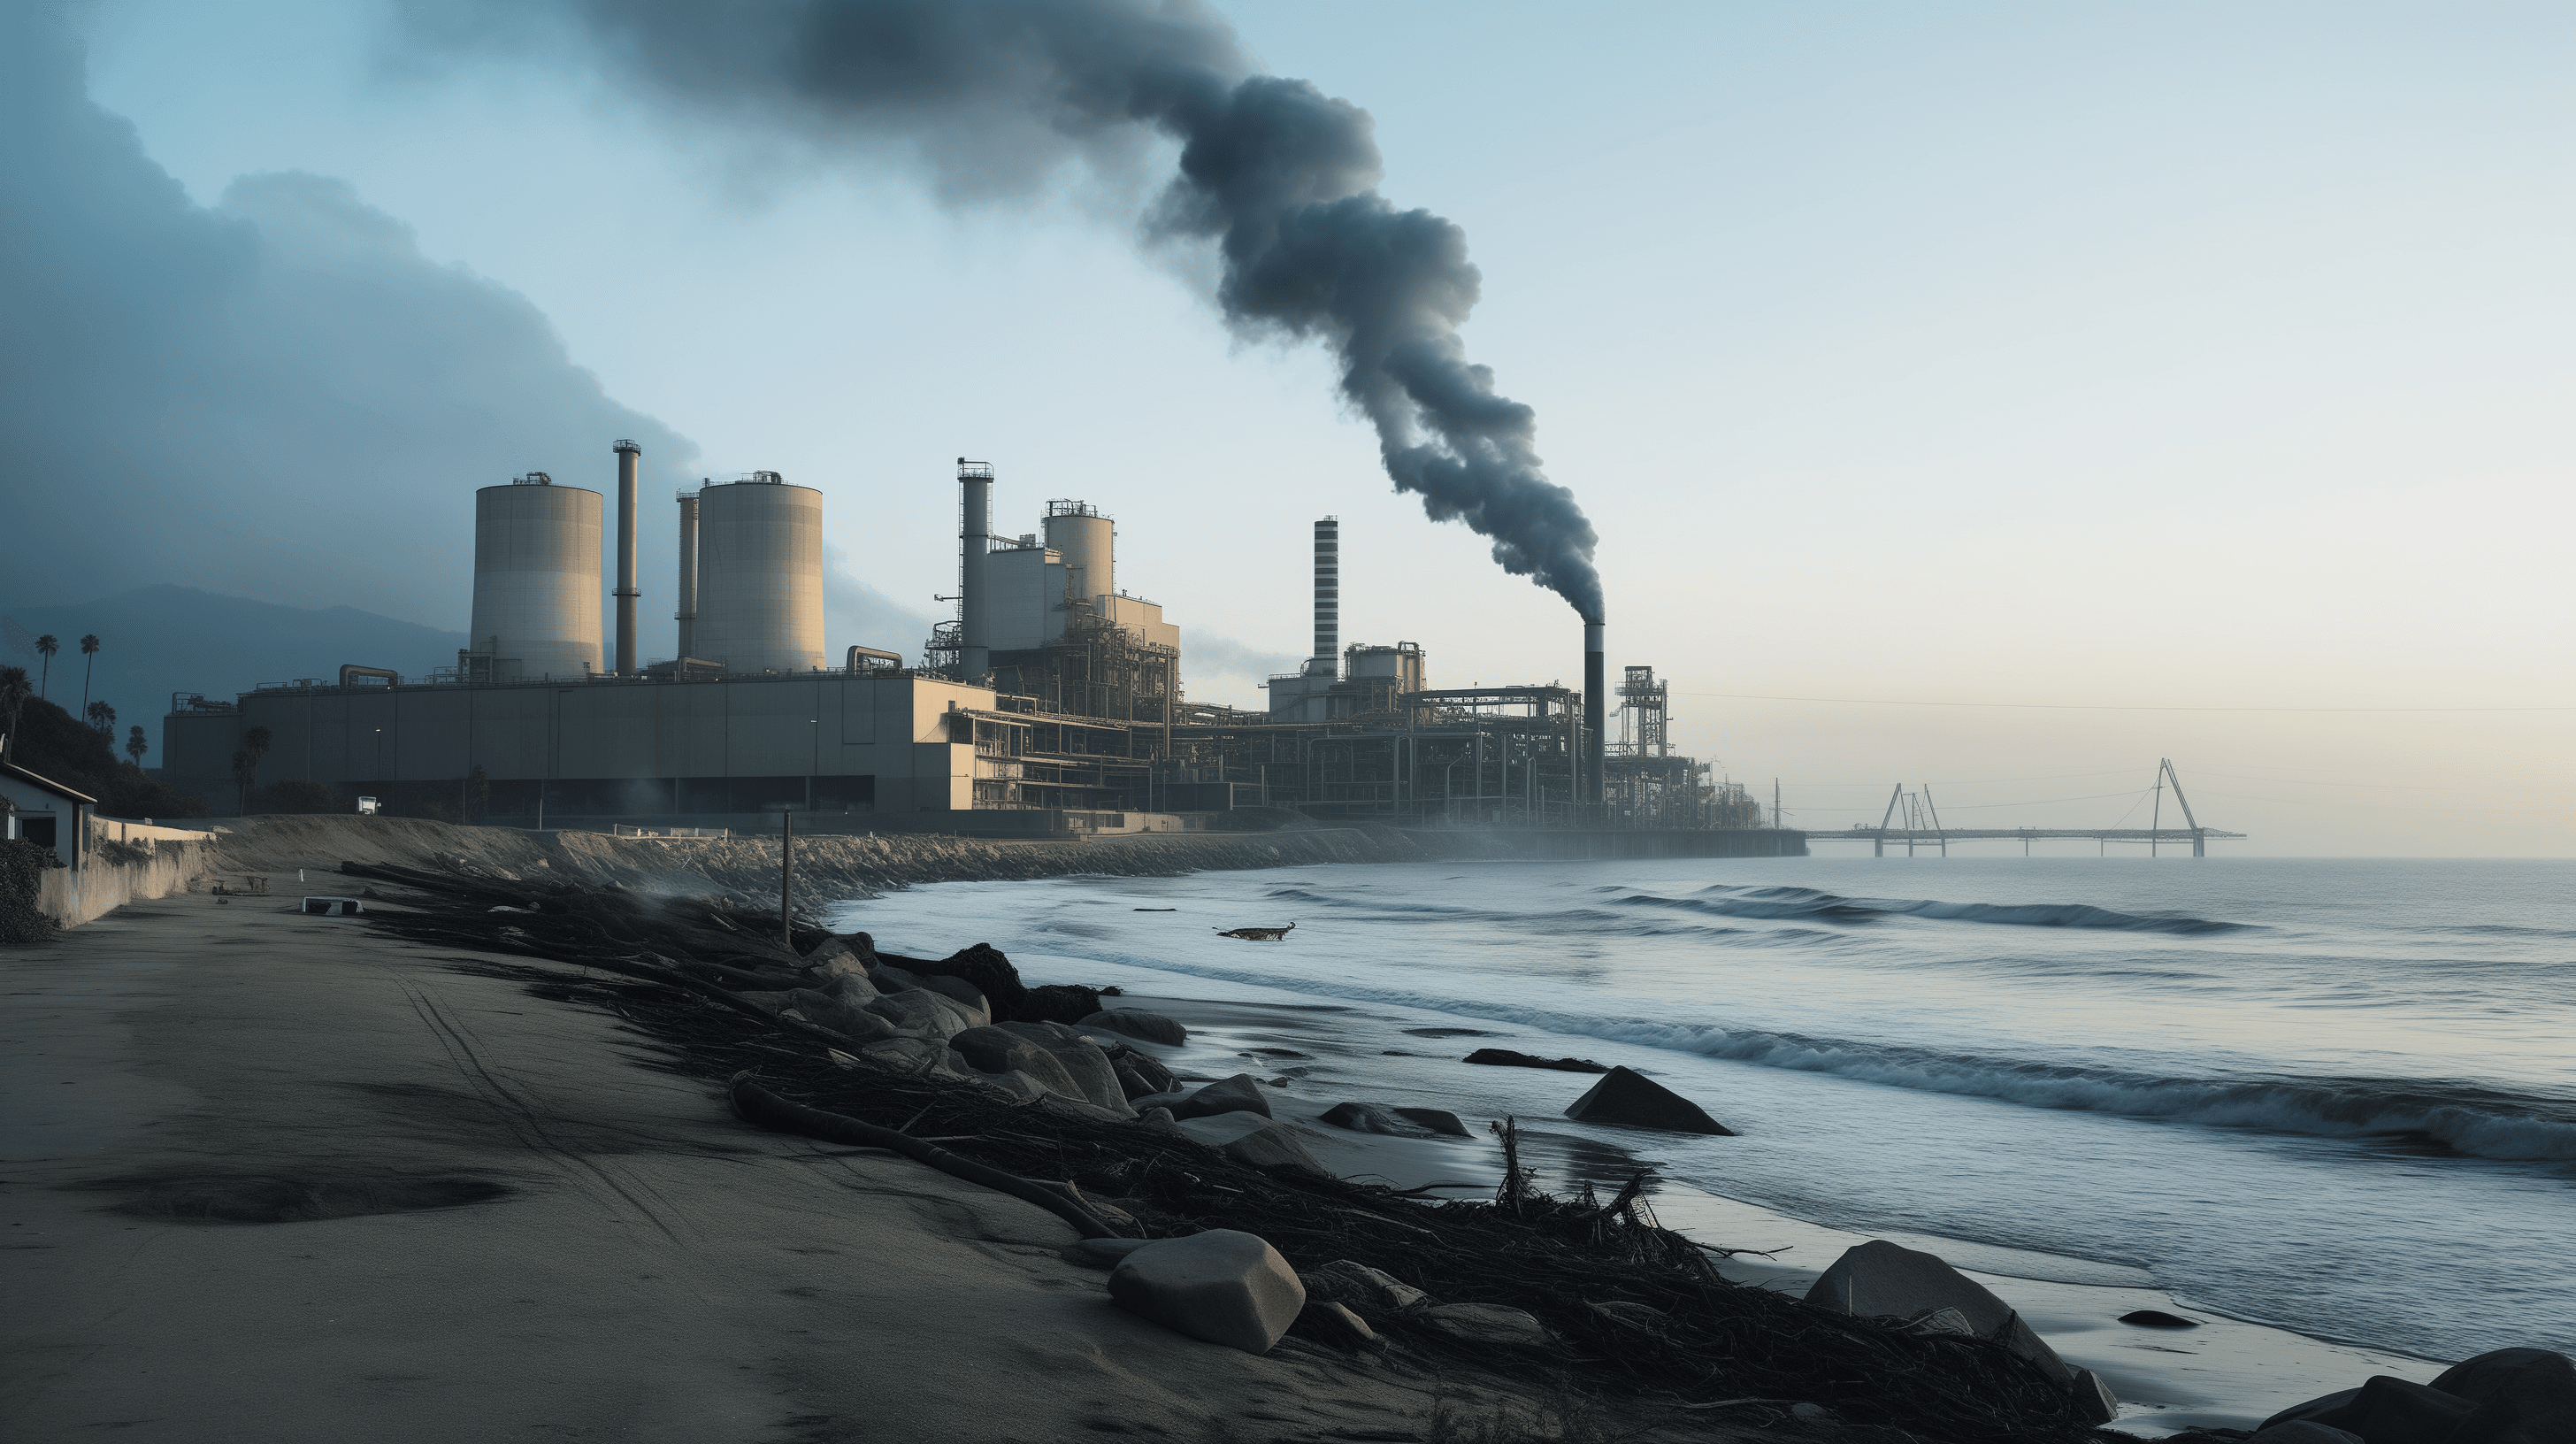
[165,672,994,818]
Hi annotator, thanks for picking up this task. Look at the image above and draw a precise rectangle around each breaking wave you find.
[1605,886,2247,934]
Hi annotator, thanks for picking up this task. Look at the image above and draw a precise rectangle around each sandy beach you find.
[2,888,1657,1442]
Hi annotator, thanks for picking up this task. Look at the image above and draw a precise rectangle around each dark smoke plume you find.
[421,0,1606,621]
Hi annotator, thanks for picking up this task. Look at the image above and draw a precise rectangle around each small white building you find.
[2,761,94,869]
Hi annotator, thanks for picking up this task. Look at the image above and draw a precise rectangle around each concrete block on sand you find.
[1176,1073,1272,1121]
[1416,1303,1552,1351]
[1175,1112,1330,1175]
[2247,1424,2365,1444]
[1082,1008,1188,1046]
[1561,1066,1736,1135]
[1108,1231,1306,1356]
[950,1025,1087,1103]
[1805,1240,2071,1382]
[993,1021,1133,1114]
[1303,1259,1428,1312]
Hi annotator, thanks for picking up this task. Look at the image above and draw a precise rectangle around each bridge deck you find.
[1814,828,2243,841]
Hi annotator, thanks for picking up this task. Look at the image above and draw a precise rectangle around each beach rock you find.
[1303,1300,1383,1349]
[852,1035,969,1081]
[786,989,905,1044]
[1174,1111,1330,1175]
[1062,1237,1154,1270]
[1138,1106,1177,1127]
[1107,1230,1306,1356]
[801,935,864,975]
[2431,1348,2576,1444]
[1318,1102,1438,1137]
[993,1021,1132,1114]
[2069,1367,2119,1425]
[1562,1066,1737,1136]
[950,1026,1087,1101]
[880,941,1031,1019]
[816,971,879,1003]
[1416,1302,1552,1351]
[2247,1425,2365,1444]
[898,972,992,1025]
[1129,1090,1191,1113]
[731,988,798,1016]
[1463,1048,1608,1073]
[1113,1059,1166,1102]
[864,989,978,1042]
[973,1070,1053,1104]
[870,963,929,994]
[1082,1008,1189,1046]
[1092,1041,1177,1096]
[1585,1300,1667,1333]
[2264,1390,2361,1432]
[2259,1376,2482,1444]
[1176,1073,1273,1121]
[1391,1106,1472,1137]
[2120,1309,2199,1328]
[1018,983,1107,1025]
[1805,1240,2072,1382]
[1304,1259,1429,1312]
[1902,1307,1979,1338]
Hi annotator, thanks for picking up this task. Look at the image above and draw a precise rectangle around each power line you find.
[1672,691,2572,714]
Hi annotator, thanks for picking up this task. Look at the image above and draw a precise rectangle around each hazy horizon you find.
[5,1,2567,856]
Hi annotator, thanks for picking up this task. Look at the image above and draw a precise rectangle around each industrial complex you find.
[165,449,1767,843]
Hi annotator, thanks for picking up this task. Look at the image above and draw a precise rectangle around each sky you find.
[12,0,2572,854]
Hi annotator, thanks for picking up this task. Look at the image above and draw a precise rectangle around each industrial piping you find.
[674,488,700,661]
[957,459,993,681]
[613,440,641,674]
[1584,619,1606,816]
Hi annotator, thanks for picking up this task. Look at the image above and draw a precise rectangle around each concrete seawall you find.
[37,819,226,929]
[207,815,1471,907]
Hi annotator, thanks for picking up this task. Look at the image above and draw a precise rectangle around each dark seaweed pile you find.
[345,859,2114,1443]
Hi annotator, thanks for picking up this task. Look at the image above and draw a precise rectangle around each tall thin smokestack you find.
[612,439,640,674]
[1584,619,1606,818]
[674,488,700,660]
[1311,516,1338,677]
[957,458,993,680]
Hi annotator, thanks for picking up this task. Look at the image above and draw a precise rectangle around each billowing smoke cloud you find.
[422,0,1606,622]
[0,6,929,658]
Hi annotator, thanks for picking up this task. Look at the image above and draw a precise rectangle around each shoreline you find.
[1032,983,2442,1438]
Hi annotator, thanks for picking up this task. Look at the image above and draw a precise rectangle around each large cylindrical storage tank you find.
[469,476,603,680]
[1044,500,1114,605]
[692,472,824,673]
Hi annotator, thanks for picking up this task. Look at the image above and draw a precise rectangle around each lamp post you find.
[372,727,383,784]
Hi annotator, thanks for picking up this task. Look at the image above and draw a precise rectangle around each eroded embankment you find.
[211,815,1460,906]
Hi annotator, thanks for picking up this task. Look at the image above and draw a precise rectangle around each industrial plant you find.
[165,450,1768,847]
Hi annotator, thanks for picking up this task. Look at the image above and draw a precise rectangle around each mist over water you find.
[835,856,2576,1363]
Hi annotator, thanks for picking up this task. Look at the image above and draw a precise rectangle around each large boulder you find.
[1464,1048,1608,1073]
[1318,1102,1439,1137]
[2258,1376,2479,1444]
[869,965,990,1026]
[1303,1259,1428,1312]
[2431,1348,2576,1444]
[2069,1368,2119,1426]
[878,941,1030,1018]
[1563,1067,1736,1135]
[863,989,979,1042]
[1082,1008,1188,1046]
[1174,1112,1330,1175]
[785,988,904,1044]
[949,1025,1087,1101]
[2247,1425,2365,1444]
[1392,1106,1471,1137]
[1108,1047,1177,1101]
[850,1035,970,1081]
[993,1021,1132,1114]
[1175,1073,1273,1121]
[1805,1240,2070,1382]
[1107,1230,1306,1356]
[801,935,870,979]
[1416,1302,1552,1351]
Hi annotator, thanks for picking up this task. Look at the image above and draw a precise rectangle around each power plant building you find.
[688,472,825,674]
[464,474,603,681]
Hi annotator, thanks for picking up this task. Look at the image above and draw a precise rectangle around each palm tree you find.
[126,725,150,767]
[233,725,273,813]
[79,634,100,715]
[0,665,28,763]
[34,635,58,700]
[87,700,117,735]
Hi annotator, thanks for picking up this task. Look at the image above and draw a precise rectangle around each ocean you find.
[828,855,2576,1369]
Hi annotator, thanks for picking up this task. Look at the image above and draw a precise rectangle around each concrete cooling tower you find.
[691,472,824,673]
[468,474,603,680]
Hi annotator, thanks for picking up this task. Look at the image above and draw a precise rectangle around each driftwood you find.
[347,859,2109,1444]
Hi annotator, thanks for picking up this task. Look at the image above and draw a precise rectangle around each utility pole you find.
[1773,779,1782,830]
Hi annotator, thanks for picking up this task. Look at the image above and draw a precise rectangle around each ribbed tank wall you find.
[1045,511,1114,605]
[470,484,603,680]
[693,480,824,673]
